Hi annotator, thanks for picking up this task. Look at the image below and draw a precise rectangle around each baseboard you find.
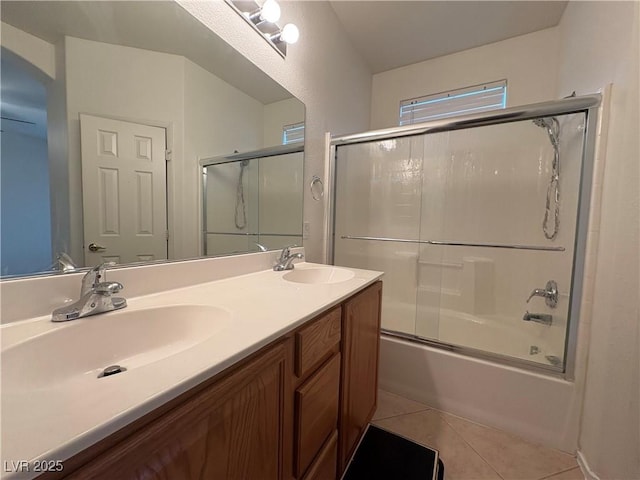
[577,450,600,480]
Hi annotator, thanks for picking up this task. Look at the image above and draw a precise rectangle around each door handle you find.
[88,242,107,252]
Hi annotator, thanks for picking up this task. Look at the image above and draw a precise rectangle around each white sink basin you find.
[2,304,231,393]
[283,266,355,284]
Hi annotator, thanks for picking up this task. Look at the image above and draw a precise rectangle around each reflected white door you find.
[80,114,167,267]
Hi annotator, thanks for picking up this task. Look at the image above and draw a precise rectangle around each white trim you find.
[577,450,600,480]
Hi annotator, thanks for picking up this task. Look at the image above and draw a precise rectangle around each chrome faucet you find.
[55,252,78,273]
[523,311,553,326]
[526,280,558,308]
[273,245,304,271]
[52,263,127,322]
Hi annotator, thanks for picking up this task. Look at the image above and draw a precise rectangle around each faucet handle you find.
[525,280,558,308]
[526,288,546,303]
[278,244,298,261]
[94,281,123,295]
[81,262,115,296]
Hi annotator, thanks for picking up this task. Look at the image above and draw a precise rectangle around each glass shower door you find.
[414,113,586,368]
[333,110,588,372]
[334,135,443,337]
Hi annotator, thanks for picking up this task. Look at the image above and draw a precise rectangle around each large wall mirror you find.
[0,0,305,278]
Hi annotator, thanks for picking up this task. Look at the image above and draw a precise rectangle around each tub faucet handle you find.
[526,280,558,308]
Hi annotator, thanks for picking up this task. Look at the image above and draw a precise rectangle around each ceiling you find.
[330,1,568,73]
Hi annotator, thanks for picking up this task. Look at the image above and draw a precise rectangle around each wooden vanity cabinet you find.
[47,281,381,480]
[65,340,292,480]
[338,281,383,474]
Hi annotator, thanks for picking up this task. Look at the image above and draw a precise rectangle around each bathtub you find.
[378,302,581,453]
[382,301,561,367]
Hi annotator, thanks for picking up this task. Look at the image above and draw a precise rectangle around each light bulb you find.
[261,0,281,23]
[280,23,299,44]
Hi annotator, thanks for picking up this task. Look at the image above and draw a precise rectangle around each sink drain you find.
[98,365,127,378]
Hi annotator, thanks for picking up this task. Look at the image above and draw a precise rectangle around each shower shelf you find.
[339,236,565,252]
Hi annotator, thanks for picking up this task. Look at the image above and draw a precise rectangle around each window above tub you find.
[399,80,507,126]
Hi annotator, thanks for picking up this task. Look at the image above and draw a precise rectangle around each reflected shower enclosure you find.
[202,145,304,256]
[332,97,598,374]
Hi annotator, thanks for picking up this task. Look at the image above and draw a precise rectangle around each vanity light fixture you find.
[226,0,299,57]
[250,0,281,23]
[271,23,299,45]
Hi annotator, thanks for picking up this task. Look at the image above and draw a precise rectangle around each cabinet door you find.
[339,282,382,473]
[68,341,290,480]
[295,353,341,477]
[302,430,338,480]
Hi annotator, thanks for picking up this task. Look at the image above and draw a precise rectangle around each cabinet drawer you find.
[302,430,338,480]
[295,353,341,477]
[295,306,341,378]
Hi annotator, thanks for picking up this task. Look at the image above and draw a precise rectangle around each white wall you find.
[177,0,373,262]
[0,22,55,80]
[370,27,560,129]
[556,2,640,479]
[183,57,266,257]
[47,39,71,263]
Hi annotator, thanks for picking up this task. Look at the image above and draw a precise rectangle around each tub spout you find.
[522,311,552,326]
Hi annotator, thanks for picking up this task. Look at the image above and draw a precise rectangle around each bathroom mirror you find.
[0,0,305,278]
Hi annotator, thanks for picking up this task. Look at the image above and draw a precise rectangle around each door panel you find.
[80,114,167,266]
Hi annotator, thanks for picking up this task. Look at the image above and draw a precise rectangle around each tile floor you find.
[372,390,583,480]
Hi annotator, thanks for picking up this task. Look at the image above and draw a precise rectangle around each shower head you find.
[533,116,560,149]
[533,118,548,128]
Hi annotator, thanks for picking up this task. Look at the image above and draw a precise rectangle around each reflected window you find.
[283,121,304,145]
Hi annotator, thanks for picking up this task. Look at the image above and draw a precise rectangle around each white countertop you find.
[1,262,382,479]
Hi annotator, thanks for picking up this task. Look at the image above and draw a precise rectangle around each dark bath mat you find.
[342,424,444,480]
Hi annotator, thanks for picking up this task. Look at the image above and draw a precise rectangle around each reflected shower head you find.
[533,116,560,148]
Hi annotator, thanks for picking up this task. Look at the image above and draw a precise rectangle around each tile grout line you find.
[378,393,579,480]
[437,411,507,480]
[438,411,578,480]
[371,406,432,423]
[537,466,582,480]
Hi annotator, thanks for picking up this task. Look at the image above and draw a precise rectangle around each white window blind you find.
[399,80,507,126]
[283,122,305,145]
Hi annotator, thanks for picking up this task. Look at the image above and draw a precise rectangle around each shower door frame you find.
[328,94,601,380]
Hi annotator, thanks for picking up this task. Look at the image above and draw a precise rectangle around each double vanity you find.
[1,250,383,479]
